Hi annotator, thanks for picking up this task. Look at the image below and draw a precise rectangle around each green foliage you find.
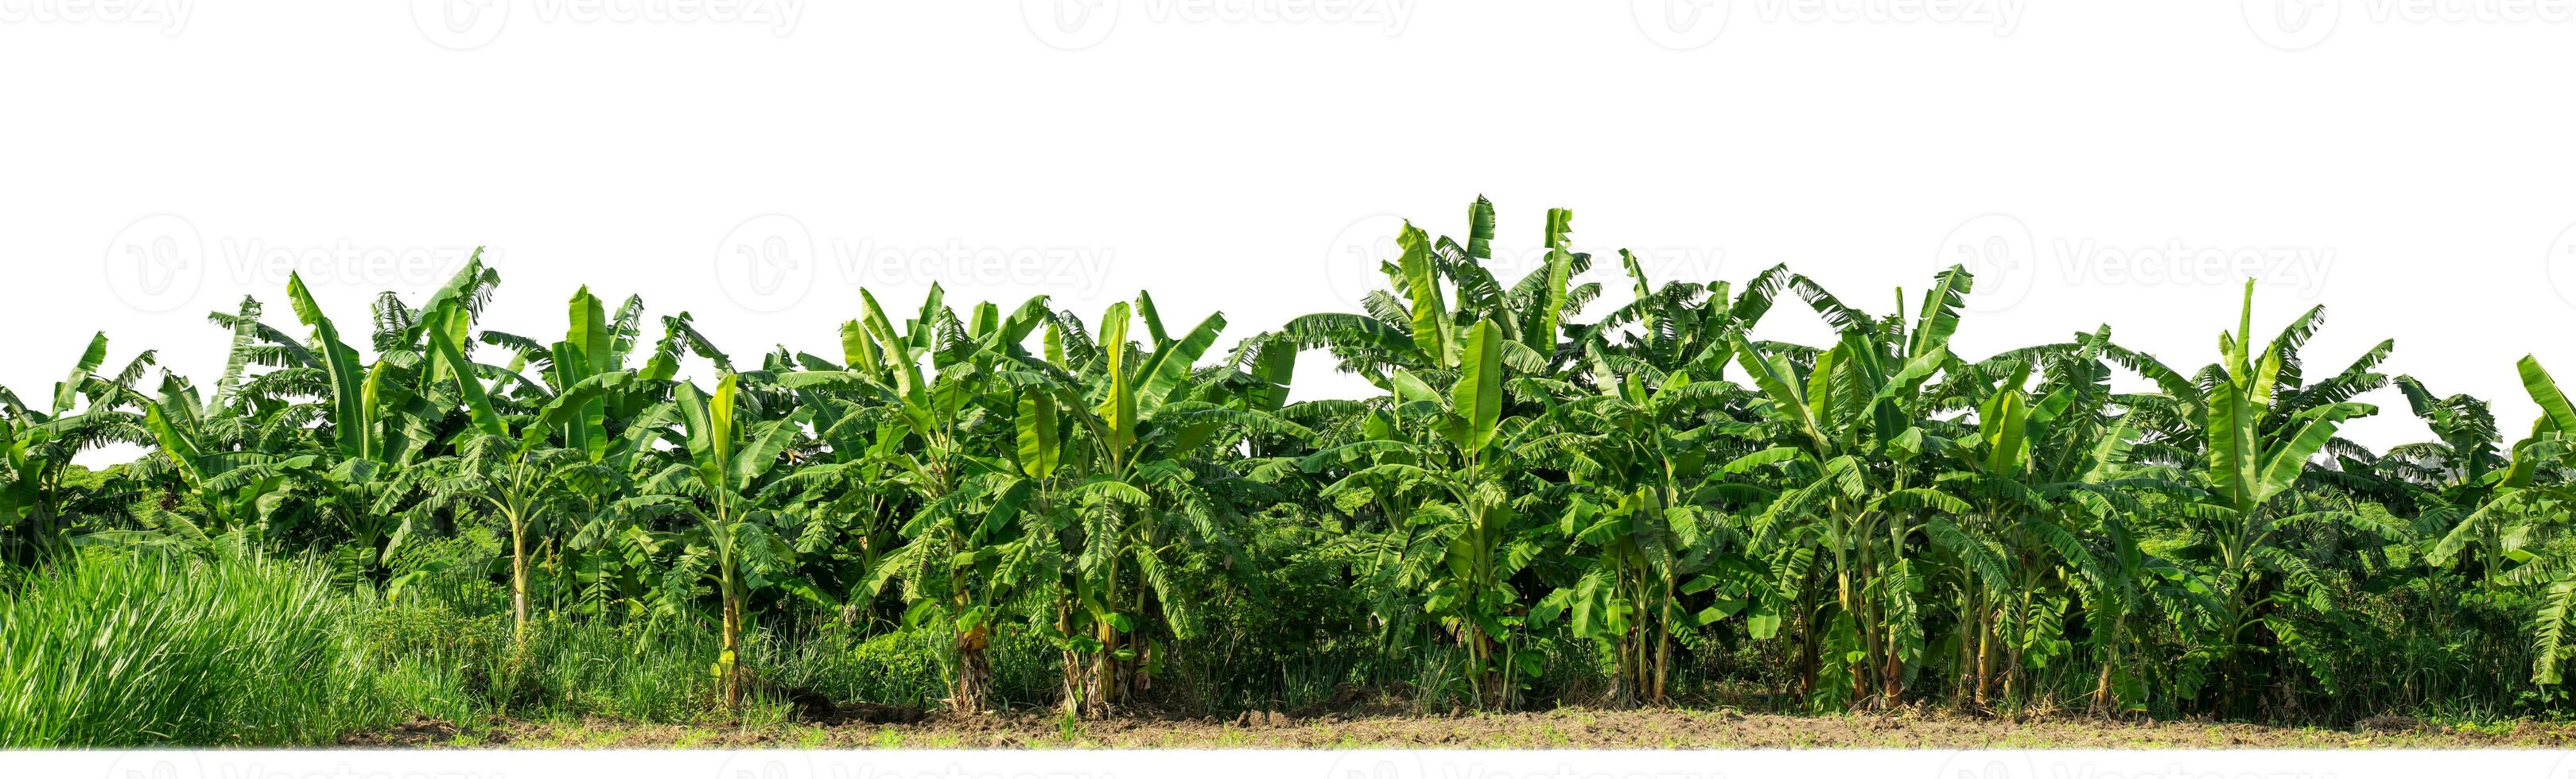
[0,551,421,746]
[13,201,2576,744]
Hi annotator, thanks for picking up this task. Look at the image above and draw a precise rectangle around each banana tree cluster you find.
[12,199,2576,719]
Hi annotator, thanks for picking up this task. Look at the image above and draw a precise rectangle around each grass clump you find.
[0,551,402,746]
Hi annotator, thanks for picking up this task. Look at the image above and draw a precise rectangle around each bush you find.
[763,620,1058,709]
[0,551,404,746]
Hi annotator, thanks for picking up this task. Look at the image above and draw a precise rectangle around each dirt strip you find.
[345,709,2576,750]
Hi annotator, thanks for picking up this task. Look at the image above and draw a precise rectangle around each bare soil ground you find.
[344,708,2576,750]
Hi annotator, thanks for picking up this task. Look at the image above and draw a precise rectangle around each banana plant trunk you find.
[510,514,530,644]
[1088,620,1120,712]
[2091,650,2116,715]
[1794,564,1822,703]
[1974,607,1997,707]
[1952,588,1976,704]
[1086,548,1125,715]
[954,620,993,713]
[1999,590,2030,703]
[1877,528,1906,707]
[721,560,745,711]
[1651,642,1671,706]
[1478,630,1507,710]
[1131,587,1156,699]
[1055,598,1082,715]
[1848,538,1891,709]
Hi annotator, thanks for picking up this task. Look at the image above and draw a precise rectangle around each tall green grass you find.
[760,619,1059,710]
[0,552,400,746]
[350,600,725,725]
[0,548,751,746]
[2,545,1207,746]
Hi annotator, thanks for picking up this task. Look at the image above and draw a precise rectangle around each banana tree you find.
[1307,319,1550,707]
[833,317,1092,712]
[1720,266,1976,709]
[2123,281,2385,710]
[1022,295,1307,714]
[787,287,1055,711]
[125,296,340,551]
[1285,200,1574,386]
[2391,374,2513,587]
[1535,344,1750,706]
[130,373,298,552]
[217,265,500,576]
[1579,253,1796,385]
[0,331,153,564]
[2448,357,2576,682]
[633,370,808,709]
[1931,343,2165,709]
[1514,254,1799,707]
[401,298,641,641]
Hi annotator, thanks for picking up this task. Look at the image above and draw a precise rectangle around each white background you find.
[6,1,2576,773]
[5,0,2575,467]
